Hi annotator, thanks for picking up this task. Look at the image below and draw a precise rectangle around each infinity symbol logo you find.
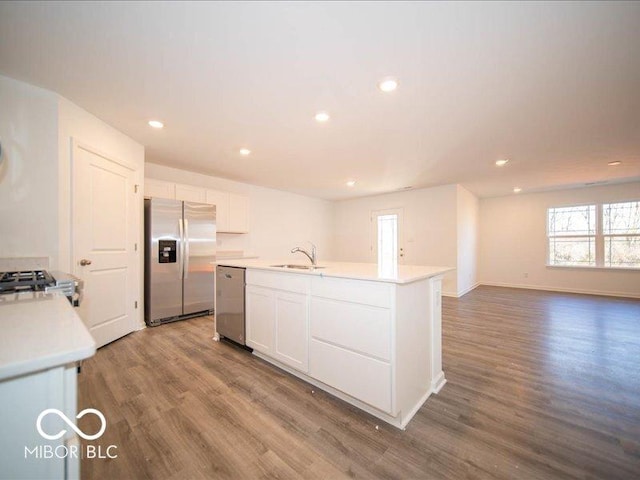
[36,408,107,441]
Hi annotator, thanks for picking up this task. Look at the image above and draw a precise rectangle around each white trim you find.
[478,281,640,299]
[442,290,457,298]
[455,282,480,297]
[431,371,447,394]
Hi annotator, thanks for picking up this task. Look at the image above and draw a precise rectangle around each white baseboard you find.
[478,281,640,299]
[455,282,480,298]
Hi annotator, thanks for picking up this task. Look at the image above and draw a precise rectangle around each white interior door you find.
[72,142,138,348]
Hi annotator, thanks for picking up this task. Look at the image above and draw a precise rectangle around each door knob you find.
[79,259,92,266]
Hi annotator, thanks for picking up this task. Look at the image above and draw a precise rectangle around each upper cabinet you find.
[144,178,249,233]
[229,193,249,233]
[175,183,206,203]
[205,189,230,232]
[144,179,175,199]
[205,189,250,233]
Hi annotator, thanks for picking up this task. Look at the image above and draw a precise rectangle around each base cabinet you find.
[0,364,80,480]
[273,291,308,373]
[246,285,309,373]
[243,268,446,429]
[245,285,275,355]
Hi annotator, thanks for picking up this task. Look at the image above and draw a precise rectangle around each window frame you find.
[546,199,640,270]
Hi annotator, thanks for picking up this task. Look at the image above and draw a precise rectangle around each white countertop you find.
[216,259,453,284]
[0,292,96,381]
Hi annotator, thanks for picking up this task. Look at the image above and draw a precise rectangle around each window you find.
[377,213,398,271]
[547,201,640,269]
[371,208,403,276]
[548,205,596,266]
[603,201,640,267]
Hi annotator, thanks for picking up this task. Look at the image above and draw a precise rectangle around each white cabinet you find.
[205,189,230,232]
[245,271,309,373]
[175,183,206,203]
[0,364,80,479]
[205,190,249,233]
[246,285,275,355]
[228,193,250,233]
[144,179,175,199]
[145,180,250,233]
[240,267,447,429]
[309,277,393,413]
[273,291,308,372]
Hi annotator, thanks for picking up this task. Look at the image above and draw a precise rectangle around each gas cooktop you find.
[0,270,55,293]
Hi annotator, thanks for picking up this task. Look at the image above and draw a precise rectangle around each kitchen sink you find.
[270,264,326,270]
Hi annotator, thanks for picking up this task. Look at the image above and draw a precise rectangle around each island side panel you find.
[429,275,446,392]
[395,278,432,425]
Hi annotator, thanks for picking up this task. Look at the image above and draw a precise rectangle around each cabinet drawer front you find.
[247,269,310,294]
[309,339,392,413]
[311,276,393,308]
[310,298,391,361]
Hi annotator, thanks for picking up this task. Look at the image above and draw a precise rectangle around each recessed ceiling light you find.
[608,161,622,166]
[148,120,164,129]
[346,180,356,187]
[315,111,330,123]
[239,148,251,156]
[495,159,509,167]
[378,77,398,93]
[513,187,522,193]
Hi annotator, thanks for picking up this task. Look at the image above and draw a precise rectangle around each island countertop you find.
[216,258,453,284]
[0,292,96,381]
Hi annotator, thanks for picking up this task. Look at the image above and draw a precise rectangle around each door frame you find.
[70,138,144,333]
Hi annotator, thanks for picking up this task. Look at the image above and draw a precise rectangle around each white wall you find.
[145,163,334,261]
[0,75,60,267]
[479,182,640,298]
[456,185,479,296]
[332,184,459,295]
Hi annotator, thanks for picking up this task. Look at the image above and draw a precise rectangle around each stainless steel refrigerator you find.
[144,198,216,326]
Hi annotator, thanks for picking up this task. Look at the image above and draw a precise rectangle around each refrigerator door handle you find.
[184,218,190,279]
[178,217,184,278]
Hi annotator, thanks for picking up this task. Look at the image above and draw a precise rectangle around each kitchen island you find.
[0,292,96,480]
[216,259,452,429]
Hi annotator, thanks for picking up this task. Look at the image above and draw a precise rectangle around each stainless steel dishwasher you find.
[215,266,246,345]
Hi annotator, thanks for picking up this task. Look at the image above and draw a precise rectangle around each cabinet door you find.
[245,285,275,355]
[175,183,206,203]
[205,189,230,232]
[228,193,249,233]
[144,179,175,199]
[274,291,309,373]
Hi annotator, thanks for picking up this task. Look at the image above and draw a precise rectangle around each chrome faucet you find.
[291,242,317,266]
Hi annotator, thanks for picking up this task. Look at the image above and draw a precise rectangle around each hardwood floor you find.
[78,286,640,479]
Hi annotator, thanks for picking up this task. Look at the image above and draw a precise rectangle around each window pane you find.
[603,201,640,235]
[548,205,596,236]
[377,214,398,272]
[549,237,596,266]
[605,236,640,268]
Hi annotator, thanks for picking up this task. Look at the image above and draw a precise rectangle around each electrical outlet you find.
[523,272,529,278]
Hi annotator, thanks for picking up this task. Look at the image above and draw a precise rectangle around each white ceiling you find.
[0,1,639,200]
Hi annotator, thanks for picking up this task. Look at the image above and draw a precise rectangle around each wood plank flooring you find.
[78,286,640,479]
